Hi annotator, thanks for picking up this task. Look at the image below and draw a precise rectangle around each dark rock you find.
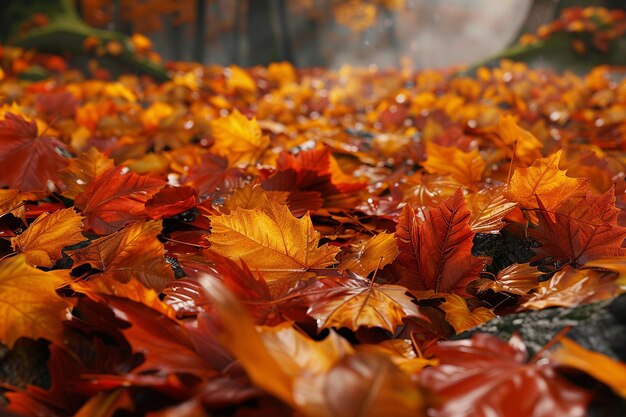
[459,293,626,361]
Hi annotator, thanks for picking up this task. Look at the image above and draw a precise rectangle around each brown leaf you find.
[466,187,517,233]
[552,338,626,398]
[68,220,174,291]
[395,189,488,296]
[530,188,626,264]
[305,275,425,332]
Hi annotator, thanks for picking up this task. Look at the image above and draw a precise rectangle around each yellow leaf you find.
[226,65,257,95]
[439,293,495,334]
[357,339,438,374]
[59,147,115,199]
[505,150,589,212]
[306,278,424,332]
[207,198,339,295]
[267,61,297,86]
[67,221,174,291]
[210,109,269,167]
[339,232,399,276]
[423,143,484,189]
[498,115,543,165]
[0,189,37,220]
[477,263,543,296]
[0,255,69,347]
[466,187,517,233]
[552,338,626,398]
[222,184,288,214]
[11,208,85,267]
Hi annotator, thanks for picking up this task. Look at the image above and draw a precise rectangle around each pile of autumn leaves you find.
[0,56,626,416]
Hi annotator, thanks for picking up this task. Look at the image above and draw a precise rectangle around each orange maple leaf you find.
[207,198,339,296]
[11,208,85,267]
[505,150,588,213]
[0,255,70,347]
[68,220,174,291]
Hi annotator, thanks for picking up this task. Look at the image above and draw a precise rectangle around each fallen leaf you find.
[477,263,543,296]
[439,294,495,334]
[305,275,424,332]
[339,231,399,276]
[207,198,339,296]
[419,333,591,417]
[395,189,488,296]
[11,208,85,267]
[294,352,426,417]
[552,338,626,398]
[0,112,69,192]
[531,189,626,264]
[521,266,622,310]
[210,109,269,166]
[423,143,484,189]
[466,187,517,233]
[58,147,115,199]
[505,150,588,213]
[74,166,165,234]
[68,220,174,291]
[0,255,69,347]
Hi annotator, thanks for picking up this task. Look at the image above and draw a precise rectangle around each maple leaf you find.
[505,150,588,213]
[144,185,197,219]
[395,189,488,296]
[262,147,367,215]
[0,112,69,192]
[497,114,543,165]
[68,220,174,291]
[521,266,622,310]
[0,255,70,347]
[530,189,626,264]
[58,147,115,199]
[183,152,245,198]
[304,275,425,332]
[0,189,37,219]
[439,294,495,334]
[339,231,399,276]
[465,187,517,233]
[210,109,269,166]
[476,263,543,296]
[207,198,339,296]
[11,208,85,267]
[176,250,281,325]
[74,166,165,234]
[418,333,591,417]
[552,338,626,398]
[422,143,484,189]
